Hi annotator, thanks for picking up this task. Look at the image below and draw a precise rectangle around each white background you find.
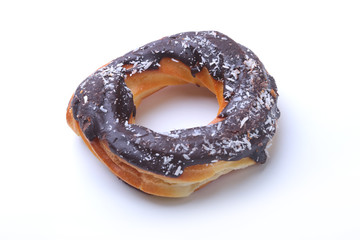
[1,0,359,239]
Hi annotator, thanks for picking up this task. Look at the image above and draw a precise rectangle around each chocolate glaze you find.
[71,31,280,177]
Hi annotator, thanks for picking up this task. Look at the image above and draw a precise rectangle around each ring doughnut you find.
[66,31,280,197]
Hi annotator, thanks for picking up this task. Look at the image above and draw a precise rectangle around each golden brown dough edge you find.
[66,105,256,197]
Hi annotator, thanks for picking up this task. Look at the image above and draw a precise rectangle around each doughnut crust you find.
[67,31,280,197]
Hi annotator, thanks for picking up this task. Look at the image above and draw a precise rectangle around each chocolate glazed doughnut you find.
[66,31,280,197]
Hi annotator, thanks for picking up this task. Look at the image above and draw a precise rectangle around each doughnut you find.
[66,31,280,197]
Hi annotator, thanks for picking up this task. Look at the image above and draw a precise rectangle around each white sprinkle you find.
[171,58,179,63]
[249,129,260,139]
[240,116,249,128]
[100,106,107,113]
[180,143,189,151]
[265,115,272,125]
[189,146,198,156]
[143,61,153,70]
[174,144,181,152]
[130,69,137,76]
[183,154,191,160]
[233,96,242,101]
[209,31,217,37]
[83,95,88,104]
[192,129,202,136]
[166,132,180,138]
[183,35,191,41]
[163,155,173,165]
[242,136,252,150]
[225,85,234,92]
[231,69,241,79]
[174,166,183,176]
[244,58,257,70]
[217,121,222,131]
[210,58,218,66]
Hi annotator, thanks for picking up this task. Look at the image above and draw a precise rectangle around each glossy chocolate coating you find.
[71,31,280,177]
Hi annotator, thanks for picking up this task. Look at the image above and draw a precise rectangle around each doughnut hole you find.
[134,84,218,132]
